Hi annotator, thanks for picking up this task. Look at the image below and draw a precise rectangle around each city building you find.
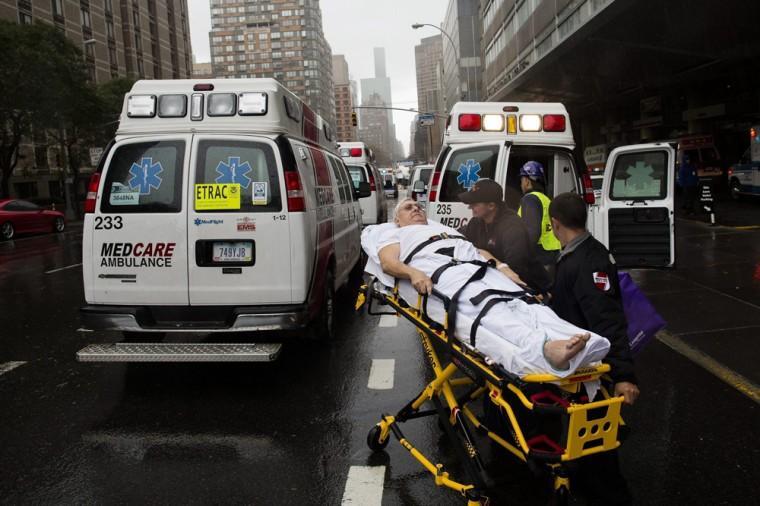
[359,92,392,166]
[192,61,213,78]
[0,0,193,83]
[414,34,445,162]
[208,0,335,128]
[359,47,396,160]
[442,0,483,108]
[479,0,760,163]
[332,54,357,142]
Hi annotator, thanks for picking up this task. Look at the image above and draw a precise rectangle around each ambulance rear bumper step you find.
[76,343,282,362]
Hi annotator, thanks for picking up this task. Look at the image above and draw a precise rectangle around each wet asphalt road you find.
[1,199,759,505]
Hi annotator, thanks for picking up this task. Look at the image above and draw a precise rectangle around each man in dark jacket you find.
[457,179,552,294]
[548,192,637,505]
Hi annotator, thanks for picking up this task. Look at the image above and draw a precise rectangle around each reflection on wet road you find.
[0,214,758,505]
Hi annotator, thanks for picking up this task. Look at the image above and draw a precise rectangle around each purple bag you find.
[617,272,666,355]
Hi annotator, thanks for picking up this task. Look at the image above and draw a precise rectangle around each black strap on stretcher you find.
[402,233,466,264]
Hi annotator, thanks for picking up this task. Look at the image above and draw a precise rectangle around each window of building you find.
[52,0,64,17]
[80,7,91,28]
[104,0,112,14]
[106,20,115,39]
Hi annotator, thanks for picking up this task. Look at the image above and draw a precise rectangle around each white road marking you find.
[341,466,385,506]
[367,359,395,390]
[45,263,82,274]
[378,315,398,327]
[77,328,94,333]
[0,361,26,377]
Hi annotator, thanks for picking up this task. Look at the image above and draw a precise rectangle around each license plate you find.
[212,242,252,262]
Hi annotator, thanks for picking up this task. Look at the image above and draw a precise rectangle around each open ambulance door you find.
[588,143,675,268]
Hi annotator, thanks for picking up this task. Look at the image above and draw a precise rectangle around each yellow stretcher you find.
[356,279,626,506]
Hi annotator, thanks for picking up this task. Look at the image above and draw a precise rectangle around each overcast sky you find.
[187,0,448,155]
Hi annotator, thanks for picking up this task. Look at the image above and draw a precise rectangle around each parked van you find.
[78,79,369,361]
[676,134,723,184]
[338,142,387,225]
[727,125,760,199]
[422,102,675,268]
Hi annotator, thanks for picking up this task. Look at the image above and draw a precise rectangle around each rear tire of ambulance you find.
[309,269,335,341]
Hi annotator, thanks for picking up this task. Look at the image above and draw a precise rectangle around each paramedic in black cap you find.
[549,192,637,506]
[457,179,551,294]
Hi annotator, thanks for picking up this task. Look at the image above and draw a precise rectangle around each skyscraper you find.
[414,34,445,162]
[332,55,357,142]
[209,0,335,127]
[360,47,396,162]
[442,0,483,108]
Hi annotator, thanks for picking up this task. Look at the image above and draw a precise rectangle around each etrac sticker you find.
[128,157,164,194]
[252,182,268,205]
[195,183,241,210]
[215,156,253,189]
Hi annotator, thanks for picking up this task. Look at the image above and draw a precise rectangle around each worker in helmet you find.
[518,161,561,272]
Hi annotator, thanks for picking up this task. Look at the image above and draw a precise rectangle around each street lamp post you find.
[412,23,462,103]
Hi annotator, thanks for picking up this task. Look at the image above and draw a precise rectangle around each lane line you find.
[378,315,398,328]
[670,324,760,337]
[0,361,27,377]
[45,263,82,275]
[367,359,395,390]
[77,328,94,333]
[657,331,760,405]
[341,466,385,506]
[732,225,760,230]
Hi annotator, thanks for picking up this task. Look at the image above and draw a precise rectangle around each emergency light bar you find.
[127,95,156,117]
[349,147,362,157]
[208,93,236,116]
[457,112,566,134]
[158,94,187,118]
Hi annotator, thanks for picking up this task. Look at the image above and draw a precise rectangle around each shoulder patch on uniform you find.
[593,271,611,291]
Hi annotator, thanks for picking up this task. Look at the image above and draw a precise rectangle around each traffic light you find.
[351,111,357,127]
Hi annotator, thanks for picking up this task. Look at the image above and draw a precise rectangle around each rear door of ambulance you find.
[87,135,190,305]
[590,144,675,267]
[427,141,507,229]
[187,134,292,305]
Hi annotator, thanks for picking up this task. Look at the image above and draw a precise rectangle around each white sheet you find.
[361,221,610,379]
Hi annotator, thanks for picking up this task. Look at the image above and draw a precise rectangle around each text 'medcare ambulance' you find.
[78,79,369,362]
[421,102,676,268]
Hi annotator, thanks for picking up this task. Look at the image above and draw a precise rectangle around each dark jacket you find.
[550,233,637,384]
[459,206,552,293]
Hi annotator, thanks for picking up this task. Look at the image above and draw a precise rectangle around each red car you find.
[0,199,66,240]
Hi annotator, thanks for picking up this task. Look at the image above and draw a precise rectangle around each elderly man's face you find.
[395,199,427,226]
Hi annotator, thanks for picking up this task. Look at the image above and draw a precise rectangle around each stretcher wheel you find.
[366,425,389,452]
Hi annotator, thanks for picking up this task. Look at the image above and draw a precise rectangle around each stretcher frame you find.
[357,279,625,506]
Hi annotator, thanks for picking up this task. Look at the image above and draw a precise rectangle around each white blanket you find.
[361,221,610,379]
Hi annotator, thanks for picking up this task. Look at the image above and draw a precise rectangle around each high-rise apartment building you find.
[209,0,335,127]
[414,34,445,162]
[0,0,193,82]
[442,0,483,108]
[359,92,392,165]
[332,55,356,142]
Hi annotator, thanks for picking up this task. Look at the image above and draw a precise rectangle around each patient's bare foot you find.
[543,333,591,370]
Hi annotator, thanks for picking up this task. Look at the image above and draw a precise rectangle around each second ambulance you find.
[423,102,675,268]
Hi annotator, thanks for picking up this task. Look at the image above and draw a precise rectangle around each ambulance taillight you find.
[368,170,376,191]
[84,172,101,213]
[284,171,305,212]
[428,170,441,202]
[581,173,596,205]
[458,114,481,131]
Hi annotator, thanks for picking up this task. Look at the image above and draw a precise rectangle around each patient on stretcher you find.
[361,199,610,378]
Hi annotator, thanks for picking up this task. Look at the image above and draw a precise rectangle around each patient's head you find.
[394,198,427,227]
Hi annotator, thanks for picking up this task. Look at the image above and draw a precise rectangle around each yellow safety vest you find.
[518,191,561,252]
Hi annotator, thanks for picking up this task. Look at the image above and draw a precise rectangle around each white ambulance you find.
[78,79,369,362]
[338,142,387,225]
[423,102,676,268]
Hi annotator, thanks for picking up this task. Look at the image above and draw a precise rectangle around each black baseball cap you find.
[458,179,504,204]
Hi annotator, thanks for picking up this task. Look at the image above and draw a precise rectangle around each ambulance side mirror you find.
[412,180,426,194]
[355,181,371,199]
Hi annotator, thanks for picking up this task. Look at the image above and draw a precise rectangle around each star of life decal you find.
[128,157,164,195]
[215,156,253,189]
[457,159,482,189]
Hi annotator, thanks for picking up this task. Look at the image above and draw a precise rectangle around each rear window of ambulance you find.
[101,140,185,213]
[195,140,282,212]
[439,145,499,202]
[347,164,367,188]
